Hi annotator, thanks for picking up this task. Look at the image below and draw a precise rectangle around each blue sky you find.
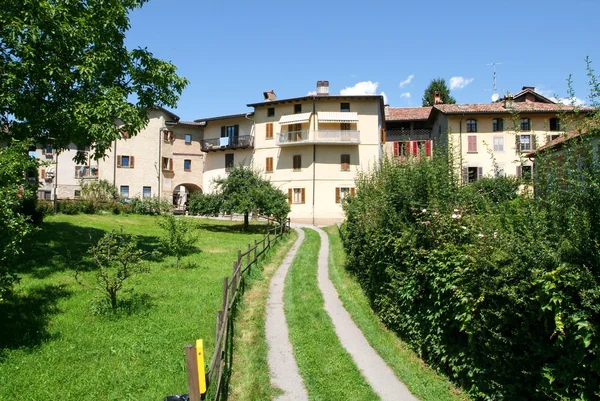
[125,0,600,121]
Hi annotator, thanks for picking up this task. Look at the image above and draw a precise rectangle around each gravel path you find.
[312,227,419,401]
[265,228,309,401]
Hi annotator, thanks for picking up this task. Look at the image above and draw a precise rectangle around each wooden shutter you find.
[266,123,273,139]
[221,126,226,137]
[130,156,135,168]
[41,169,46,179]
[412,141,419,157]
[478,167,483,179]
[463,167,469,184]
[393,142,399,156]
[288,188,292,204]
[169,131,174,142]
[266,157,273,172]
[381,128,386,144]
[117,155,122,167]
[425,140,432,157]
[468,135,477,152]
[301,188,305,204]
[169,158,173,171]
[350,188,356,196]
[531,134,537,150]
[515,134,521,152]
[335,187,341,203]
[516,166,522,178]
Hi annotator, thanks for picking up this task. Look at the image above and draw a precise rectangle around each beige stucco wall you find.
[170,125,205,193]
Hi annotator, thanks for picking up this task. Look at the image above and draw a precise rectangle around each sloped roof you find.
[386,107,432,121]
[525,130,588,157]
[434,102,594,114]
[511,87,555,104]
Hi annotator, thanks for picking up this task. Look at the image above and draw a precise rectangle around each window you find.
[120,185,129,198]
[184,159,191,171]
[340,102,350,112]
[520,118,531,131]
[467,135,477,152]
[266,123,274,139]
[293,155,301,171]
[43,191,52,200]
[117,155,134,168]
[44,144,53,157]
[74,190,81,199]
[549,118,561,131]
[221,125,240,143]
[464,167,483,183]
[517,165,533,181]
[225,154,234,172]
[393,141,432,158]
[341,154,350,171]
[340,122,351,131]
[335,187,355,203]
[162,157,173,171]
[294,104,302,114]
[547,134,560,143]
[518,134,532,152]
[267,107,275,117]
[185,134,192,144]
[466,119,478,132]
[143,186,151,199]
[493,136,504,152]
[163,129,174,143]
[265,157,274,173]
[492,118,504,132]
[288,188,305,204]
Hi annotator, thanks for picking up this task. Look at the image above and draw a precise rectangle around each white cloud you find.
[307,90,317,96]
[381,91,388,105]
[550,96,586,106]
[399,74,414,88]
[400,92,411,99]
[340,81,380,96]
[449,76,474,90]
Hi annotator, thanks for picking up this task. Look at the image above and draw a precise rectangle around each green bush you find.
[35,200,55,217]
[188,192,222,217]
[57,199,82,214]
[341,145,600,400]
[128,197,171,215]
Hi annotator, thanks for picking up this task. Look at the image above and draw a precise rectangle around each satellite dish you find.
[491,93,500,102]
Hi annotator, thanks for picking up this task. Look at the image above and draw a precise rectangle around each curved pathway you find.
[265,228,309,401]
[312,226,418,401]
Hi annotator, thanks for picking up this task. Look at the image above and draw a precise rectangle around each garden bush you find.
[128,197,171,215]
[341,145,600,400]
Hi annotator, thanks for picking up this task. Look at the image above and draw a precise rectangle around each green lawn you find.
[0,214,268,401]
[325,225,470,401]
[284,229,379,400]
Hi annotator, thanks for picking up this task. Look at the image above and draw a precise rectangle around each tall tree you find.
[0,0,188,297]
[422,78,456,106]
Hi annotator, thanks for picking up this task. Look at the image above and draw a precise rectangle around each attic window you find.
[294,104,302,114]
[267,107,275,117]
[340,103,350,112]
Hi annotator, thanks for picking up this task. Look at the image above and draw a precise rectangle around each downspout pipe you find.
[158,125,167,201]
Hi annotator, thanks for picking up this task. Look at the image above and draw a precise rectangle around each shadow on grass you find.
[15,222,166,279]
[0,284,72,361]
[196,222,269,235]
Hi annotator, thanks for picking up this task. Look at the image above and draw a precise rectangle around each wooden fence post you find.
[185,345,201,401]
[254,239,257,263]
[222,277,229,312]
[246,244,251,267]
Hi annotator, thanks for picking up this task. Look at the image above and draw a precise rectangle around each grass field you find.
[325,225,470,401]
[284,228,379,400]
[0,214,269,401]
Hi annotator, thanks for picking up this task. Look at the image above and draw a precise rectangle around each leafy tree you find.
[188,193,222,217]
[75,229,148,310]
[158,215,196,268]
[205,166,290,230]
[422,78,456,106]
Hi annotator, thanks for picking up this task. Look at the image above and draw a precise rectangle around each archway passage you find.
[172,183,202,212]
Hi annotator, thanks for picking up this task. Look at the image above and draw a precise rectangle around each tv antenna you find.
[485,62,504,101]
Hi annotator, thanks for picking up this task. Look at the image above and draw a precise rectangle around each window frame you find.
[341,154,350,171]
[340,102,350,112]
[74,190,81,199]
[467,135,478,153]
[293,154,301,171]
[225,154,234,173]
[121,155,130,168]
[549,117,561,131]
[142,186,152,199]
[184,134,192,144]
[120,185,130,198]
[293,104,302,114]
[265,157,274,173]
[289,188,306,204]
[493,136,504,152]
[267,107,275,117]
[519,134,532,152]
[162,157,173,171]
[183,159,192,172]
[492,118,504,132]
[520,118,531,131]
[266,123,274,139]
[466,119,478,133]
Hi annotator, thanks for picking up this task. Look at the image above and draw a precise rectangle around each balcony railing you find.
[74,165,99,179]
[277,130,360,146]
[201,135,253,152]
[386,128,433,140]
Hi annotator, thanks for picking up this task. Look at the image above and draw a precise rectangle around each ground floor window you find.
[44,191,51,200]
[517,165,533,181]
[335,187,356,203]
[120,185,129,198]
[74,190,81,199]
[225,154,234,172]
[143,186,151,198]
[464,166,483,183]
[288,188,305,204]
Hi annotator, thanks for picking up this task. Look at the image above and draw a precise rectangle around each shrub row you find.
[341,147,599,400]
[36,197,172,217]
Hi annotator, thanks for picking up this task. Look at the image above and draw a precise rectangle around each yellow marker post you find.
[196,339,207,395]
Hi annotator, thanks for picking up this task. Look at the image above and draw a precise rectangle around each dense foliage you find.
[341,142,600,400]
[190,166,290,229]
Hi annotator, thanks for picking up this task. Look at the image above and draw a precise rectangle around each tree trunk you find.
[110,290,118,309]
[244,212,249,230]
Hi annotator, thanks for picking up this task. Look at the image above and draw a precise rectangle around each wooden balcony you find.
[201,135,253,152]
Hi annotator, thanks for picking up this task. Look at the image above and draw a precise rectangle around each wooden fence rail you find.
[183,216,291,401]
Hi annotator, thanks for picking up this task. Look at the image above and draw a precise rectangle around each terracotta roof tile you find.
[525,130,588,157]
[434,103,594,114]
[386,107,432,121]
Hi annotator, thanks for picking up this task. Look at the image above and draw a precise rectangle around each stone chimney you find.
[317,80,329,95]
[434,90,443,105]
[263,90,276,101]
[504,94,514,108]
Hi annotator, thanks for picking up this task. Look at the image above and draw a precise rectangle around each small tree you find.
[80,179,118,202]
[75,230,147,310]
[158,215,196,268]
[422,78,456,106]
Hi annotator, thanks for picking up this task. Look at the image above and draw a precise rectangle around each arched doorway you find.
[172,183,202,212]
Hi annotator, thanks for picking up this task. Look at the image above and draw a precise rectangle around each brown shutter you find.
[169,158,173,171]
[394,142,399,156]
[515,134,521,152]
[335,187,340,203]
[130,156,135,168]
[350,187,356,196]
[169,131,174,142]
[41,169,46,179]
[117,155,122,167]
[463,167,469,184]
[531,134,537,150]
[516,166,522,178]
[288,188,292,204]
[301,188,306,204]
[478,167,483,179]
[266,123,273,139]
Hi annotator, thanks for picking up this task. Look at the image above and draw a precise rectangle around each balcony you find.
[386,128,433,141]
[277,130,360,146]
[74,165,99,179]
[201,135,253,152]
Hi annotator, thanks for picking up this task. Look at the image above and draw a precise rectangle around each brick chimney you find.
[434,90,443,105]
[504,94,514,109]
[317,80,329,95]
[263,90,276,101]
